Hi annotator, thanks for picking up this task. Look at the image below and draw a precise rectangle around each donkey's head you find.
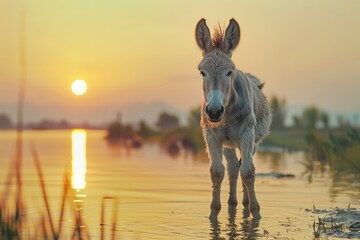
[195,18,240,122]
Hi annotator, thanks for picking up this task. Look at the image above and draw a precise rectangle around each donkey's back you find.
[243,71,272,143]
[226,69,271,144]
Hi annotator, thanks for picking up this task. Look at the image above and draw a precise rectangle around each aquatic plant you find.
[308,206,360,239]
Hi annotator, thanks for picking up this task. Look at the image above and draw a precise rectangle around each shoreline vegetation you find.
[2,96,360,172]
[101,97,360,175]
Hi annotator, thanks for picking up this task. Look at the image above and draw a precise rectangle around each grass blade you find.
[31,145,57,239]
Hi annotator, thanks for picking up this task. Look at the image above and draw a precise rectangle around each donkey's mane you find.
[245,72,265,90]
[212,24,224,48]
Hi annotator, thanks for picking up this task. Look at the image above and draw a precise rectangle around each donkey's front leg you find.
[237,129,261,219]
[205,131,225,220]
[223,148,239,207]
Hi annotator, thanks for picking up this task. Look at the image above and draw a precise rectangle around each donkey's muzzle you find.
[205,105,224,122]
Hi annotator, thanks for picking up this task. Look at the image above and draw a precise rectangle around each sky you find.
[0,0,359,124]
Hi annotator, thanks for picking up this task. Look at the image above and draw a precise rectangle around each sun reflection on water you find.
[71,129,87,190]
[71,129,88,234]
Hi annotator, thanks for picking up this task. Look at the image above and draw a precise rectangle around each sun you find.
[71,79,87,96]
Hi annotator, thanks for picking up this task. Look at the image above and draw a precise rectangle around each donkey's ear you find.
[195,19,213,54]
[222,18,241,54]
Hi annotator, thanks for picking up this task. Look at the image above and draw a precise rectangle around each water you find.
[0,130,359,239]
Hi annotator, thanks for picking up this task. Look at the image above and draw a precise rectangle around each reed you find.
[57,174,70,239]
[1,146,120,239]
[31,145,57,239]
[100,196,119,240]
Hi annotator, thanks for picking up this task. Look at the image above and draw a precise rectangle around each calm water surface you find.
[0,130,359,239]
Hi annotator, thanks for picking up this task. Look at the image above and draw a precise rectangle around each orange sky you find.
[0,0,359,123]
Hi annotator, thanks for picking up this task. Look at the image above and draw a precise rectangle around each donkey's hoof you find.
[209,211,219,221]
[209,202,221,220]
[242,199,249,208]
[209,208,221,221]
[250,202,261,219]
[243,208,250,218]
[251,211,261,220]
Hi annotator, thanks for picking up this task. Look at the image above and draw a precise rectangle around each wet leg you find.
[237,130,261,219]
[223,148,239,207]
[205,131,224,220]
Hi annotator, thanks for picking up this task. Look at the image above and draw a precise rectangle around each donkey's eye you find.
[200,71,206,77]
[226,71,233,77]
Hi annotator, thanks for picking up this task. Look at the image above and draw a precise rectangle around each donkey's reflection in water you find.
[209,206,260,240]
[195,18,272,220]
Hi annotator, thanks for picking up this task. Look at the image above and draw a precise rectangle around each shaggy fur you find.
[195,18,272,220]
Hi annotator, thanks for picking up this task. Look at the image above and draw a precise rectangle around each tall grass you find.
[1,145,120,239]
[31,146,57,239]
[306,127,360,173]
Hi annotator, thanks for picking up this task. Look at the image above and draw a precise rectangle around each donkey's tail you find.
[245,72,265,90]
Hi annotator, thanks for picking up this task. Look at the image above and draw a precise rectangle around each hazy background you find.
[1,0,359,125]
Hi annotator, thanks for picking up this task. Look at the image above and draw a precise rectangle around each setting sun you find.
[71,79,87,96]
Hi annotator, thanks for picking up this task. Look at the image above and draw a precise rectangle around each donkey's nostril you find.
[205,105,224,122]
[216,106,224,117]
[205,105,210,115]
[220,106,224,114]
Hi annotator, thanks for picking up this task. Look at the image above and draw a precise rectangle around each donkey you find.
[195,18,272,220]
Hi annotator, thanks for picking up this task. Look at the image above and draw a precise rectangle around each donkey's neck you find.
[224,69,252,123]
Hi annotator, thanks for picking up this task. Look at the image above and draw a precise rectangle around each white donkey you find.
[195,18,271,220]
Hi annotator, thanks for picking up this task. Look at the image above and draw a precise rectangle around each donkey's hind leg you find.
[239,158,250,217]
[223,148,240,207]
[238,129,261,219]
[241,145,256,216]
